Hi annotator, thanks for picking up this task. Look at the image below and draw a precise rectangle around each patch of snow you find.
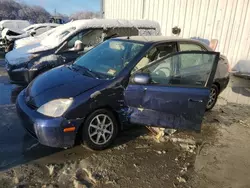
[41,19,161,48]
[1,28,9,38]
[0,20,30,32]
[6,33,29,41]
[232,60,250,75]
[5,43,41,65]
[14,28,56,49]
[27,45,51,54]
[23,23,59,32]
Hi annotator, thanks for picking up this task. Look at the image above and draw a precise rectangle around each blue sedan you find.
[17,36,221,150]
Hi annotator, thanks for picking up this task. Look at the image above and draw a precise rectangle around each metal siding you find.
[104,0,250,68]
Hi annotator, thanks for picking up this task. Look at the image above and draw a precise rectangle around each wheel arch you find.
[213,81,221,92]
[75,105,122,144]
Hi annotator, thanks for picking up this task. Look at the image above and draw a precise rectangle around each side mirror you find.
[132,73,151,85]
[74,40,84,51]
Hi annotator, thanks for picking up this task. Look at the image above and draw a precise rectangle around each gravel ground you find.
[1,58,250,188]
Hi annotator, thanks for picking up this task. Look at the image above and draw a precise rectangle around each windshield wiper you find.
[72,64,100,79]
[81,66,101,79]
[70,64,104,79]
[69,64,80,71]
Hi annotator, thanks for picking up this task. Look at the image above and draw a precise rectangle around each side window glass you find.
[141,53,216,87]
[103,28,138,41]
[179,43,206,69]
[66,30,103,52]
[132,43,177,73]
[180,43,204,51]
[82,29,103,49]
[67,33,82,49]
[142,57,173,85]
[139,28,157,36]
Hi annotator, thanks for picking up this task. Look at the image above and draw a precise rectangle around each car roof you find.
[24,23,60,30]
[63,19,161,32]
[116,36,212,50]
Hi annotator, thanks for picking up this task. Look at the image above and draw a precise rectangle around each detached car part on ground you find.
[5,19,161,85]
[16,36,229,150]
[2,23,59,53]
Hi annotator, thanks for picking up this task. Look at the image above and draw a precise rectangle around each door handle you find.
[188,98,203,103]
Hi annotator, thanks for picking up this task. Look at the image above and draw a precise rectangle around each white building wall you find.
[103,0,250,69]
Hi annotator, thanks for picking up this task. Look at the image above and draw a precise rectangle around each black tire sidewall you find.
[206,84,219,111]
[82,109,118,150]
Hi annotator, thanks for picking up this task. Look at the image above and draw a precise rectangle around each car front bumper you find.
[16,90,84,148]
[6,67,37,85]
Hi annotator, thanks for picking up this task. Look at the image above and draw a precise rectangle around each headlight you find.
[37,98,73,117]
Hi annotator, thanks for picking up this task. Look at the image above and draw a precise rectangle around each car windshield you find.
[36,28,56,39]
[74,40,145,79]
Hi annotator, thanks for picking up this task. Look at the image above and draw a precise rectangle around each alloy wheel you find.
[88,114,114,145]
[207,87,217,109]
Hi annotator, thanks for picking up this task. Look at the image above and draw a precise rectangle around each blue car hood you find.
[26,65,105,107]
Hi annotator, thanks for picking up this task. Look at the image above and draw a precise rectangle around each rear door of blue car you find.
[124,51,220,131]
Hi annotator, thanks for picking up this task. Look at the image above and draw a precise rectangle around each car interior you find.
[133,43,177,72]
[132,42,215,87]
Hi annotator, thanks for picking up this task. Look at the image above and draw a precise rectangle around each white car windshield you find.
[41,25,76,48]
[36,28,56,38]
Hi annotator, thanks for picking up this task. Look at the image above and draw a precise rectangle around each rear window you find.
[179,43,205,51]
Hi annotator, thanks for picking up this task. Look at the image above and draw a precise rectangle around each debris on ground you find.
[146,126,165,142]
[155,150,167,155]
[176,176,187,183]
[144,125,200,154]
[46,165,54,176]
[113,144,127,150]
[164,128,177,136]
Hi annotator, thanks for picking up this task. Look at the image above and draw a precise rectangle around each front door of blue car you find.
[124,51,220,131]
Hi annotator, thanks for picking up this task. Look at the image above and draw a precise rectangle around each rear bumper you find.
[215,76,230,93]
[16,90,84,148]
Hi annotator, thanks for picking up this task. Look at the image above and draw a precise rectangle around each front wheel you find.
[81,109,118,150]
[206,84,219,111]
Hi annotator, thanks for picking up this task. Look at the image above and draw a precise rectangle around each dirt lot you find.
[1,58,250,188]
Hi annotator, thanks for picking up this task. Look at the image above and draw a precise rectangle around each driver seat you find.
[135,57,150,70]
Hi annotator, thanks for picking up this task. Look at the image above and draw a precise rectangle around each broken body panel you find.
[124,51,219,131]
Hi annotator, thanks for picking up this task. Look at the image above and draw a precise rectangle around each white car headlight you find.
[37,98,73,117]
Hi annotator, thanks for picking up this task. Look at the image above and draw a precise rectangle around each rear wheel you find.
[206,84,219,111]
[81,109,118,150]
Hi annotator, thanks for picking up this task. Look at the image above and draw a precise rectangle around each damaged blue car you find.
[17,36,225,150]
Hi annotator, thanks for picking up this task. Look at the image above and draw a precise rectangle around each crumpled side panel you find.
[127,107,202,131]
[123,85,207,131]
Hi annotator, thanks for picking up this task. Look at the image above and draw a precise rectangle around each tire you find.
[81,109,118,150]
[206,84,219,111]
